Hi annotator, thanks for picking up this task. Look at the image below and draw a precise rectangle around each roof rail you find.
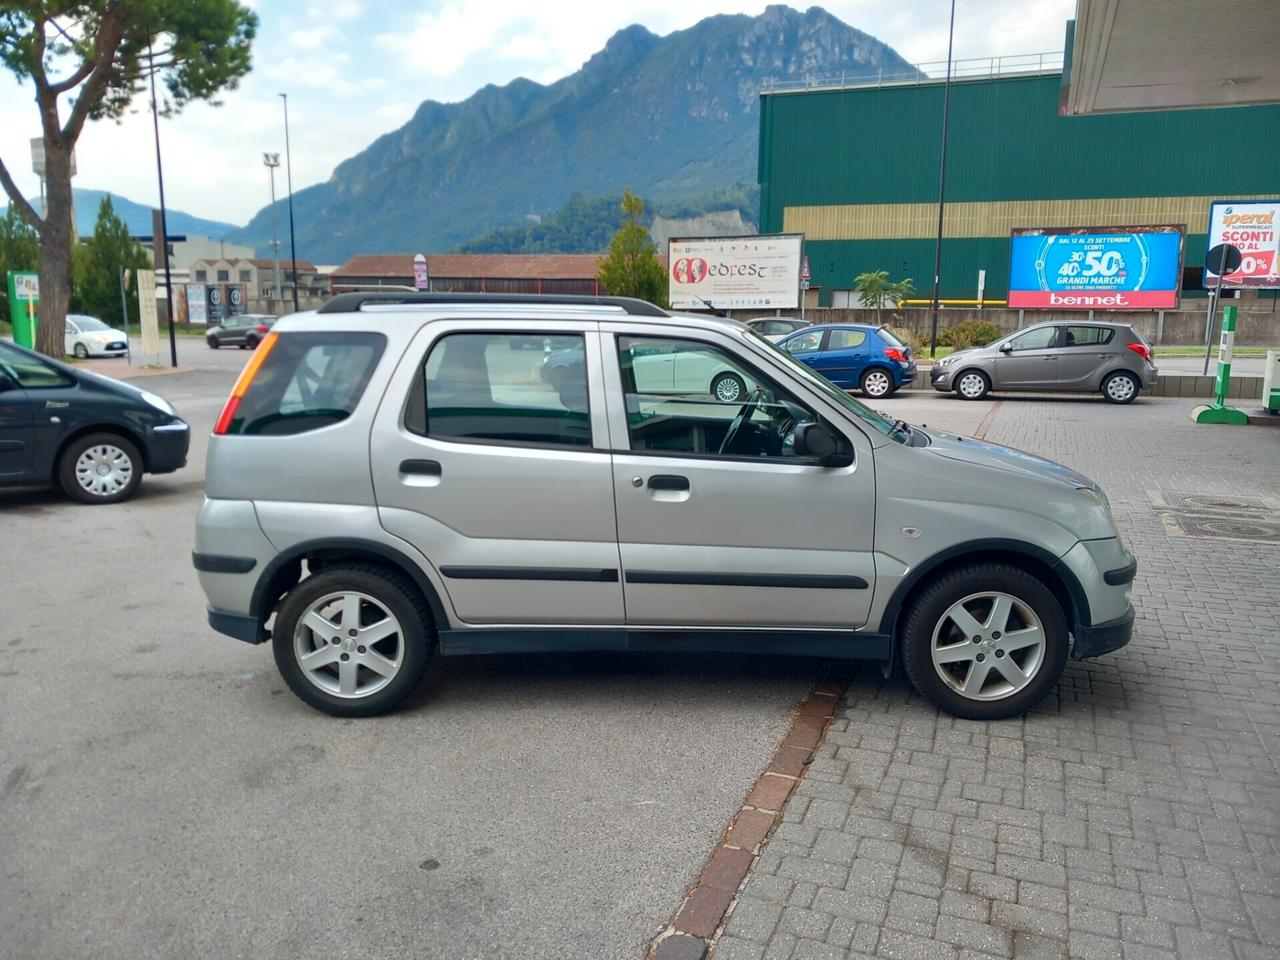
[317,291,669,317]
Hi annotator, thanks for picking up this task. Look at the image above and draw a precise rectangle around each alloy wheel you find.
[862,370,891,397]
[714,376,744,403]
[293,591,405,699]
[74,444,134,498]
[929,591,1046,701]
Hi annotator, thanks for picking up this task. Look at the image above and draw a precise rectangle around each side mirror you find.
[999,342,1013,353]
[794,422,854,468]
[0,371,16,392]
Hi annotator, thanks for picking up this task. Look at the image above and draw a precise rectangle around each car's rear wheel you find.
[711,372,747,403]
[206,335,220,349]
[73,342,89,359]
[954,370,990,400]
[58,432,143,504]
[1102,371,1139,404]
[245,334,260,348]
[900,563,1068,720]
[272,564,434,718]
[860,367,894,398]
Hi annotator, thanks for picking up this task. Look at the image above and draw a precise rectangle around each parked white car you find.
[542,339,759,402]
[65,314,128,359]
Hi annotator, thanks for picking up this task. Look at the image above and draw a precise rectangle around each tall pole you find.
[148,34,179,368]
[927,0,957,359]
[263,153,282,301]
[279,93,300,312]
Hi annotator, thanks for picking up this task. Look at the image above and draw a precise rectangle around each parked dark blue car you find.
[775,324,917,398]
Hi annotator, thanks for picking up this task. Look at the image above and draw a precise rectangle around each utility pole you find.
[148,33,179,368]
[263,153,282,301]
[927,0,957,359]
[279,93,300,312]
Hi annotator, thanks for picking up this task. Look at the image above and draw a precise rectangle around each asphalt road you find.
[0,359,818,960]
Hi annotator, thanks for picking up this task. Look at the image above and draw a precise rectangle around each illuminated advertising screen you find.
[1008,225,1184,310]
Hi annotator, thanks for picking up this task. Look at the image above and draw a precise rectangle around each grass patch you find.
[1157,345,1275,356]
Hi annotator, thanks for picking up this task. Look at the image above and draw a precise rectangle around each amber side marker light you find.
[213,332,279,435]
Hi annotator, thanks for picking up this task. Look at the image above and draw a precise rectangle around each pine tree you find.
[69,196,150,328]
[0,205,39,324]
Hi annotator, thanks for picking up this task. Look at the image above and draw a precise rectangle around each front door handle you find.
[647,474,689,491]
[400,459,442,476]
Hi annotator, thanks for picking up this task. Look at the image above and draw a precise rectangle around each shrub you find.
[939,319,1002,349]
[884,325,924,353]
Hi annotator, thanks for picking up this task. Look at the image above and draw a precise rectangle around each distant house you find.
[330,254,605,296]
[189,257,328,299]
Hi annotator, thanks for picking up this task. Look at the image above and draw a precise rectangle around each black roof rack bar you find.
[317,291,669,317]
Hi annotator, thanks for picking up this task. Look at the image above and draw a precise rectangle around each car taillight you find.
[213,332,279,435]
[884,347,906,362]
[256,323,268,333]
[1127,342,1152,361]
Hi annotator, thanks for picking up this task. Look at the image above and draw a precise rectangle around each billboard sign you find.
[183,283,207,325]
[1007,225,1184,310]
[206,284,226,324]
[1205,200,1280,288]
[227,283,247,316]
[668,234,803,310]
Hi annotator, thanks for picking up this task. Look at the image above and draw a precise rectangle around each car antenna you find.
[697,297,726,317]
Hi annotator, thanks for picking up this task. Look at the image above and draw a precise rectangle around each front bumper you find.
[1072,605,1134,659]
[146,420,190,473]
[930,364,953,390]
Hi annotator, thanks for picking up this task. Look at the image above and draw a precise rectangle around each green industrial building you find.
[757,68,1280,306]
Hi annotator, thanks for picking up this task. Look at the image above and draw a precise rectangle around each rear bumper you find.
[897,362,917,386]
[208,608,264,644]
[1071,605,1134,660]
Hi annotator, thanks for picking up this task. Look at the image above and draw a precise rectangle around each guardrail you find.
[760,52,1064,94]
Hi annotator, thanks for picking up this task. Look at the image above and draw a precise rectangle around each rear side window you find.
[876,328,905,348]
[412,332,591,448]
[829,329,867,349]
[1062,326,1114,347]
[224,332,385,435]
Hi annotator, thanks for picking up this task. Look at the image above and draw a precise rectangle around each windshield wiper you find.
[891,418,913,441]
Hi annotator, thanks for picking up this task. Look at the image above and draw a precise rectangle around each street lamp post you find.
[279,93,300,313]
[148,34,179,368]
[263,152,282,301]
[927,0,958,359]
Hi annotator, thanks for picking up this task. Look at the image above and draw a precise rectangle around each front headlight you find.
[936,355,955,367]
[139,390,176,416]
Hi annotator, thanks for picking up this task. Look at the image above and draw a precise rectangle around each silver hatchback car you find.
[194,294,1135,721]
[930,321,1157,402]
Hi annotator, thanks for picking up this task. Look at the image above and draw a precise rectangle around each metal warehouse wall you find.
[758,73,1280,301]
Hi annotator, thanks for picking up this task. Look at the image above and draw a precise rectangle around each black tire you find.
[860,367,896,398]
[900,562,1068,720]
[245,334,260,349]
[1101,371,1139,404]
[73,342,89,359]
[711,372,747,403]
[953,369,991,401]
[272,564,435,718]
[238,342,248,350]
[57,432,144,504]
[207,336,220,349]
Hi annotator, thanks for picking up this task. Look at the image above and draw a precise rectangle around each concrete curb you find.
[647,672,853,960]
[898,370,1262,400]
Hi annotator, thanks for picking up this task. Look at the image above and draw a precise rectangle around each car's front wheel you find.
[1102,371,1139,404]
[206,335,220,349]
[272,564,434,717]
[711,372,747,403]
[860,367,894,398]
[73,342,89,359]
[954,370,991,401]
[58,432,143,504]
[900,563,1068,720]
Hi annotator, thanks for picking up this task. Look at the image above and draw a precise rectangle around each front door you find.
[602,325,877,629]
[371,320,624,625]
[995,325,1061,388]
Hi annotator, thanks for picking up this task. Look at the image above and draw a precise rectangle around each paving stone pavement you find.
[713,397,1280,960]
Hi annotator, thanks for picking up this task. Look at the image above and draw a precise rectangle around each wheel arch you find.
[1098,367,1140,391]
[878,539,1089,642]
[52,422,150,478]
[249,537,449,640]
[952,366,991,389]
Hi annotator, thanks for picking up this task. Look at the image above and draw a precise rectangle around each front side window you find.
[416,332,591,448]
[223,332,385,435]
[0,342,75,388]
[828,329,867,350]
[617,336,825,461]
[1008,326,1058,351]
[783,331,824,354]
[1062,326,1114,347]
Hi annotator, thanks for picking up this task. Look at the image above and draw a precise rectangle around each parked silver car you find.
[930,321,1157,402]
[194,293,1135,721]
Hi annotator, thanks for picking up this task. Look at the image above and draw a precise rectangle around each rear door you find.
[1056,324,1116,391]
[371,319,624,625]
[994,325,1061,388]
[810,327,870,388]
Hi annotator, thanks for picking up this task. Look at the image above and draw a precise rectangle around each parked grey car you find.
[930,321,1157,402]
[194,293,1135,721]
[206,314,277,350]
[746,317,810,342]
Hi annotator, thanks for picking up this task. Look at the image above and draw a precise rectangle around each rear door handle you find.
[400,459,442,476]
[647,474,689,491]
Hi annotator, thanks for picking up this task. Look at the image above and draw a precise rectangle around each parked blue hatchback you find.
[775,324,917,398]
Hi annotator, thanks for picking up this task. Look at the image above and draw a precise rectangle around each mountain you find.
[3,188,241,239]
[228,5,913,261]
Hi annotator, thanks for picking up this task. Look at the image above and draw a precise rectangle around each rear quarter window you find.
[225,332,386,436]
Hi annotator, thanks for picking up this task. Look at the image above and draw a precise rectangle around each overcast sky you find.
[0,0,1074,227]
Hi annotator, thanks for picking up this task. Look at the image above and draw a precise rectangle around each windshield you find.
[748,330,905,442]
[72,316,110,331]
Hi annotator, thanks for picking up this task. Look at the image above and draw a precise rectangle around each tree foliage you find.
[0,205,39,323]
[0,1,257,355]
[69,196,149,327]
[596,190,668,307]
[854,270,915,323]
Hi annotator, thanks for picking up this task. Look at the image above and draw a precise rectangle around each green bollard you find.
[1192,304,1248,425]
